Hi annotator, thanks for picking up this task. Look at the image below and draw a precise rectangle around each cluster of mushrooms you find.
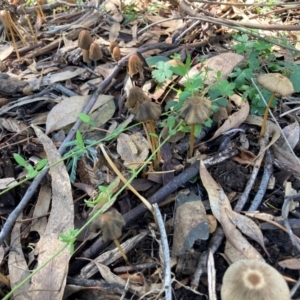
[78,30,121,67]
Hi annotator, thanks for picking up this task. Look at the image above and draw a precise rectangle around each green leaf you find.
[13,154,27,168]
[194,124,202,137]
[36,158,48,171]
[170,64,187,77]
[216,98,228,107]
[167,115,175,129]
[76,130,84,150]
[146,56,169,67]
[152,61,173,83]
[78,113,90,123]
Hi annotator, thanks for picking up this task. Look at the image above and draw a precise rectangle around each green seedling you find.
[78,113,97,127]
[14,154,48,179]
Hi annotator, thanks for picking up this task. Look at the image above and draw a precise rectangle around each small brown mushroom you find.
[109,41,121,61]
[89,42,103,67]
[128,54,144,83]
[112,46,121,62]
[109,41,118,54]
[179,97,212,157]
[257,73,294,138]
[125,86,149,112]
[82,49,91,66]
[221,259,290,300]
[135,100,162,168]
[78,30,93,50]
[99,209,128,264]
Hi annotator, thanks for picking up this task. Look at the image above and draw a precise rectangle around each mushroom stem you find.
[259,92,275,139]
[189,124,195,158]
[148,120,161,168]
[142,122,154,154]
[4,11,20,60]
[113,239,128,264]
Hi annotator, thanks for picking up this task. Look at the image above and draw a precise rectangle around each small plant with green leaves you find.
[14,154,48,179]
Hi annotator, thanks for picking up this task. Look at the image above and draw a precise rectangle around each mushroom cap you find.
[89,42,103,61]
[112,45,121,62]
[99,209,125,242]
[78,30,93,50]
[109,41,119,53]
[82,49,91,64]
[128,54,143,77]
[135,100,162,122]
[179,97,212,125]
[257,73,294,96]
[221,259,290,300]
[125,86,149,109]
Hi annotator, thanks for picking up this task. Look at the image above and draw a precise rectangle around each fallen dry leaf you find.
[29,125,74,299]
[199,161,263,261]
[117,132,149,169]
[207,101,249,142]
[46,94,113,134]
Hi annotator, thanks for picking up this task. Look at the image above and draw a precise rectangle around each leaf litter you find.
[1,0,300,299]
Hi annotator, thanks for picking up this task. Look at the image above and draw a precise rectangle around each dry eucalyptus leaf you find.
[117,133,149,169]
[109,22,121,42]
[46,94,113,134]
[8,213,31,299]
[278,258,300,269]
[0,117,33,134]
[30,126,74,299]
[172,192,209,257]
[200,161,263,260]
[180,53,245,85]
[27,66,86,89]
[207,101,249,142]
[279,120,299,150]
[0,178,17,189]
[225,208,269,256]
[79,98,115,132]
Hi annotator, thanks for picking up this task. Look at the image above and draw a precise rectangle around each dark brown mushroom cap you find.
[99,209,125,242]
[179,97,212,125]
[78,30,93,50]
[135,100,161,122]
[221,259,290,300]
[125,86,149,109]
[128,54,143,77]
[257,73,294,96]
[89,42,103,61]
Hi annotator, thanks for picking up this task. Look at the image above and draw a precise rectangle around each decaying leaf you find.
[278,258,300,269]
[172,192,209,257]
[199,161,263,261]
[117,132,149,169]
[207,101,249,142]
[8,213,31,299]
[225,208,269,256]
[46,94,113,134]
[29,126,74,299]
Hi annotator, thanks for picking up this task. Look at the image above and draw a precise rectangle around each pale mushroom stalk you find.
[113,239,128,264]
[189,124,195,158]
[147,120,161,166]
[257,73,294,139]
[260,92,276,139]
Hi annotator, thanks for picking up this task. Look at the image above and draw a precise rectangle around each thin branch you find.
[153,204,172,300]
